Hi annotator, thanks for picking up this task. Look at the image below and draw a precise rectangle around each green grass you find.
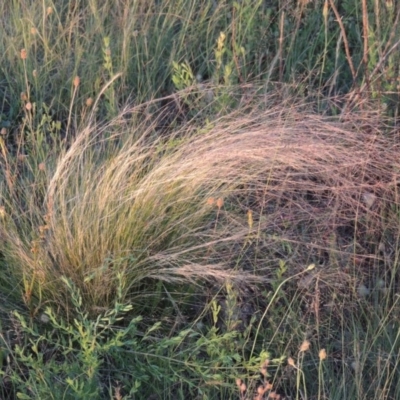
[1,0,400,399]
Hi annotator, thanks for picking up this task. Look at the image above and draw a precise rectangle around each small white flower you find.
[39,313,50,324]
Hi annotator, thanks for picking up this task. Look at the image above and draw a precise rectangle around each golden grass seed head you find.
[86,97,93,107]
[25,102,32,111]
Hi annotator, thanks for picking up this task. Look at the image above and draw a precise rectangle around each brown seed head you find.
[299,340,310,352]
[323,0,329,21]
[216,197,224,209]
[86,97,93,107]
[20,49,27,60]
[73,76,80,88]
[288,357,296,367]
[25,102,32,111]
[207,197,215,206]
[319,348,327,360]
[257,386,266,395]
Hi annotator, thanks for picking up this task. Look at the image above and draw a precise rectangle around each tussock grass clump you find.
[1,94,399,322]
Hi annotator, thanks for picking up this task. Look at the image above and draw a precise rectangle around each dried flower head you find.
[257,385,266,395]
[239,382,246,394]
[288,357,296,367]
[299,340,310,352]
[25,102,32,111]
[46,6,53,16]
[235,378,242,388]
[21,92,28,101]
[20,48,27,60]
[323,0,329,21]
[32,69,37,78]
[206,197,215,206]
[216,197,224,209]
[38,162,46,171]
[30,27,37,35]
[86,97,93,107]
[73,76,80,88]
[319,348,327,360]
[269,393,281,400]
